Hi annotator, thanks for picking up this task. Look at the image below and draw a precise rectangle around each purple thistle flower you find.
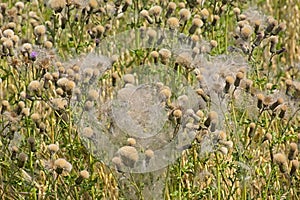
[30,51,38,61]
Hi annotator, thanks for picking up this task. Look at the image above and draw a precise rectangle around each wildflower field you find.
[0,0,300,199]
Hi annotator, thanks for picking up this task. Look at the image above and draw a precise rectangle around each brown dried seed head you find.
[274,153,287,165]
[167,17,180,29]
[179,8,191,21]
[118,146,139,168]
[173,109,182,118]
[225,76,234,84]
[210,40,217,48]
[127,138,136,146]
[233,7,241,15]
[257,93,264,101]
[192,18,203,27]
[79,170,90,179]
[167,2,176,10]
[48,144,59,153]
[28,80,41,92]
[149,5,162,16]
[145,149,154,159]
[263,133,272,142]
[200,8,209,19]
[34,25,46,36]
[123,74,135,84]
[241,26,252,39]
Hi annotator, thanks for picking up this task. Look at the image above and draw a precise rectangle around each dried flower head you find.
[54,158,72,174]
[48,0,66,12]
[18,152,27,168]
[47,144,59,154]
[127,138,136,146]
[75,170,90,184]
[290,160,299,176]
[204,111,218,127]
[189,18,203,34]
[123,74,135,84]
[117,146,139,168]
[288,143,298,160]
[274,153,288,173]
[167,17,180,30]
[34,25,46,36]
[179,8,191,21]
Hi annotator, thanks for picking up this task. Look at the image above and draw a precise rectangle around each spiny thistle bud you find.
[274,153,288,173]
[290,160,299,176]
[204,111,218,128]
[27,136,36,152]
[288,143,298,161]
[117,146,139,168]
[75,170,90,185]
[256,93,264,109]
[269,97,284,110]
[18,152,27,168]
